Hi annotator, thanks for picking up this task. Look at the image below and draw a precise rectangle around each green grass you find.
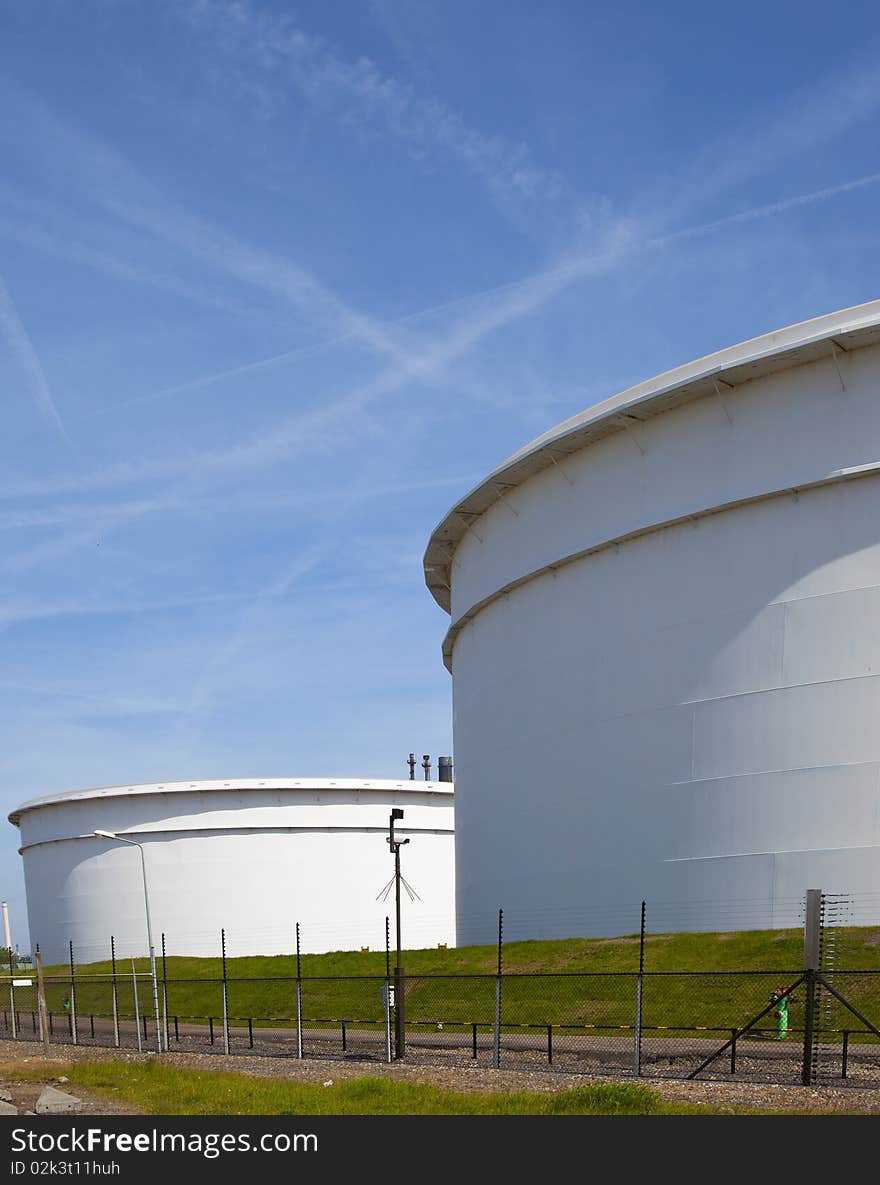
[32,926,880,1042]
[45,924,880,980]
[32,1060,673,1114]
[19,1059,856,1115]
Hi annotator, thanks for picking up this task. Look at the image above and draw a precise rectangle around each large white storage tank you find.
[10,777,455,964]
[425,301,880,943]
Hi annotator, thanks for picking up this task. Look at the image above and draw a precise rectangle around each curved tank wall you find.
[9,778,455,964]
[425,300,880,942]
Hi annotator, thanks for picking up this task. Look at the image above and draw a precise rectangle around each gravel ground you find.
[2,1037,879,1114]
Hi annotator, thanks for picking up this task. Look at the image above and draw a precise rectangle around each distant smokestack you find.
[438,756,453,782]
[1,902,10,952]
[422,754,431,780]
[407,753,416,780]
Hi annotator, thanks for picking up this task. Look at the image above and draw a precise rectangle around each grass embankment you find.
[37,927,880,1037]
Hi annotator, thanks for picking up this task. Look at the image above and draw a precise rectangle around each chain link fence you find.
[4,965,878,1088]
[4,894,878,1089]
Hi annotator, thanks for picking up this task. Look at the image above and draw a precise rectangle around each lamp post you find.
[94,830,162,1053]
[387,808,409,1058]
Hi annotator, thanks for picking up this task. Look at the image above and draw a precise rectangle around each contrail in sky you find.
[0,273,71,445]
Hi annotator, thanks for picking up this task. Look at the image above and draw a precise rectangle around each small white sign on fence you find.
[12,979,33,987]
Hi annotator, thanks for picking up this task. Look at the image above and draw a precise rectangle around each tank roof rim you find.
[423,298,880,612]
[8,776,454,826]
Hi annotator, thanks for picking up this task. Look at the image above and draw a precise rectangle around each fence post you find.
[295,923,304,1060]
[110,936,120,1048]
[801,968,817,1085]
[842,1031,849,1079]
[383,917,392,1064]
[132,961,142,1054]
[221,929,230,1055]
[69,941,78,1046]
[393,963,405,1060]
[493,908,503,1069]
[9,973,16,1040]
[35,946,50,1054]
[161,933,169,1053]
[633,900,645,1077]
[802,889,822,1086]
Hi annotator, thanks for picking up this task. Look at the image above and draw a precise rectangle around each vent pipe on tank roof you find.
[438,756,453,782]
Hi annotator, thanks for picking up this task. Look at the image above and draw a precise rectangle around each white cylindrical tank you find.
[425,300,880,942]
[9,778,455,964]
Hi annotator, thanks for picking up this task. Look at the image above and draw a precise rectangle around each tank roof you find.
[424,298,880,612]
[8,776,454,826]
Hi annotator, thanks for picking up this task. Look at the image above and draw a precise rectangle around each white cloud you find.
[650,50,880,230]
[176,0,568,225]
[3,166,876,509]
[0,199,273,324]
[0,79,415,366]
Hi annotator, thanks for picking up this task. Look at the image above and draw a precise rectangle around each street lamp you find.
[387,808,409,1058]
[94,830,162,1053]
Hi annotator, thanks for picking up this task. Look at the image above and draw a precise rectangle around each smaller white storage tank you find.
[9,777,455,965]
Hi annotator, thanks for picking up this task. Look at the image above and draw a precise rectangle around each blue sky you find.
[2,0,880,951]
